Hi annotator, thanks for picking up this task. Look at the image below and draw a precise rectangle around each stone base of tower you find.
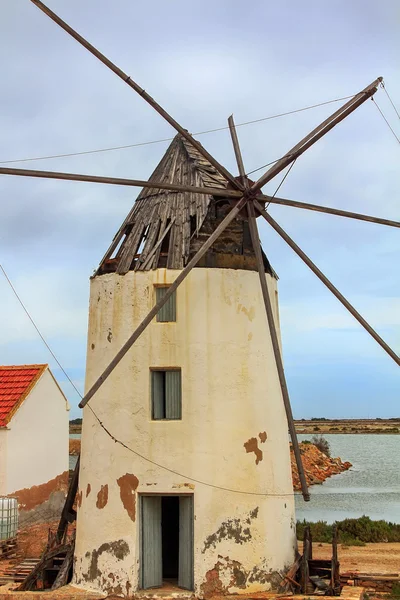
[74,268,297,597]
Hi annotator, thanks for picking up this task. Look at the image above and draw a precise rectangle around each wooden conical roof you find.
[96,135,275,277]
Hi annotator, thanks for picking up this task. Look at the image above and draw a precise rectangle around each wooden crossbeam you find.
[251,77,382,193]
[255,200,400,367]
[1,166,398,228]
[29,0,242,192]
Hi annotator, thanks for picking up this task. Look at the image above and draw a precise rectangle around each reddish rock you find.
[291,442,352,491]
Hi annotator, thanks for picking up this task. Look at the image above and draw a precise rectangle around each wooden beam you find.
[0,166,238,198]
[228,115,247,184]
[79,195,248,408]
[247,202,310,501]
[2,166,397,229]
[257,193,400,229]
[251,77,382,192]
[56,456,80,544]
[255,200,400,367]
[29,0,242,192]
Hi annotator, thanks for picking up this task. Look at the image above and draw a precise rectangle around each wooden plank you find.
[255,200,400,367]
[79,194,248,408]
[247,202,310,501]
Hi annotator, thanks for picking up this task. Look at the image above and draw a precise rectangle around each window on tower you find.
[151,369,182,420]
[155,286,177,322]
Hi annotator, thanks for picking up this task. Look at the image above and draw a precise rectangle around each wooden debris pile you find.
[341,572,400,594]
[0,557,40,586]
[278,526,340,596]
[16,528,75,591]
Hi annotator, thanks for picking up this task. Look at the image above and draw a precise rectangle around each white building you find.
[74,135,297,597]
[0,364,69,499]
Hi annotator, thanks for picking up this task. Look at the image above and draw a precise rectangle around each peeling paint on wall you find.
[86,483,91,497]
[244,437,263,464]
[259,431,267,443]
[76,490,83,509]
[202,507,259,553]
[200,555,280,598]
[77,539,130,595]
[96,484,108,509]
[116,473,139,522]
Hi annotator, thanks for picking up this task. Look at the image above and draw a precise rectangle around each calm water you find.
[295,434,400,524]
[69,433,80,470]
[69,433,400,523]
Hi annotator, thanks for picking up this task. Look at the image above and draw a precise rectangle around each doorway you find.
[140,495,194,590]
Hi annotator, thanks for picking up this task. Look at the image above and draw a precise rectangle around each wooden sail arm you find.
[251,77,382,193]
[254,200,400,367]
[29,0,242,192]
[1,166,398,228]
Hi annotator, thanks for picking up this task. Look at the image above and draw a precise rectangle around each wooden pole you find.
[251,77,382,192]
[255,200,400,366]
[227,115,309,501]
[56,455,80,544]
[0,166,237,198]
[258,193,400,229]
[1,166,398,229]
[247,202,310,501]
[29,0,242,191]
[79,195,248,408]
[228,115,247,184]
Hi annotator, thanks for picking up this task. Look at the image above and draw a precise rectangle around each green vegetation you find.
[297,516,400,546]
[390,582,400,598]
[311,434,331,457]
[70,418,82,425]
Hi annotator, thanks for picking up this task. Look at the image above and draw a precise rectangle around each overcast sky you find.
[0,0,399,419]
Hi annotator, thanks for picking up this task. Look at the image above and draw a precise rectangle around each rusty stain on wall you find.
[117,473,139,522]
[96,484,109,509]
[202,507,259,553]
[259,431,267,443]
[86,483,91,497]
[244,437,263,464]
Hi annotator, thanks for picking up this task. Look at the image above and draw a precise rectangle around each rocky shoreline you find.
[291,441,352,490]
[70,438,352,490]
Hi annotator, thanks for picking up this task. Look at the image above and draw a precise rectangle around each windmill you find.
[2,1,399,596]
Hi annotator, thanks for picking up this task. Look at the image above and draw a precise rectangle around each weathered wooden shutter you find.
[178,496,194,590]
[156,287,176,322]
[165,370,181,419]
[152,371,165,420]
[141,496,162,589]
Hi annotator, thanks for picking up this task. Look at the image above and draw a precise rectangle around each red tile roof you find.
[0,364,47,427]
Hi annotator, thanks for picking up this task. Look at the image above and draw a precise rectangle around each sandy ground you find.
[300,541,400,574]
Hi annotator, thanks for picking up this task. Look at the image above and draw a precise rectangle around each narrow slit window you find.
[155,286,176,322]
[151,369,182,420]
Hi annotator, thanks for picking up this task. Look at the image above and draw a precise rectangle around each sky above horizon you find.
[0,0,399,419]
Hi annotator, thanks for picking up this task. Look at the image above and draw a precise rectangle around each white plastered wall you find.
[0,429,7,495]
[5,368,69,494]
[74,268,296,597]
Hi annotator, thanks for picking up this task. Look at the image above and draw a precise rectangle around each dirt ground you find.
[300,541,400,574]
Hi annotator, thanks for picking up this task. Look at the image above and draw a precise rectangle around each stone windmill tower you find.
[3,2,399,597]
[73,135,297,596]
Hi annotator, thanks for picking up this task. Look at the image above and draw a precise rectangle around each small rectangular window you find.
[155,286,176,322]
[151,369,182,420]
